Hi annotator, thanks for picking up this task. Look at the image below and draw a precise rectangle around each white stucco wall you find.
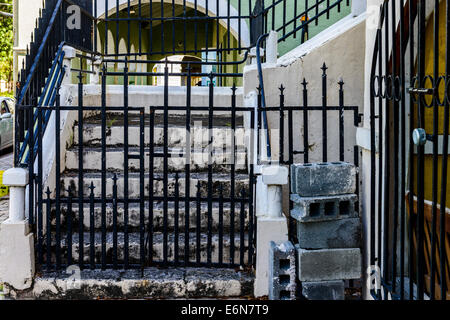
[13,0,43,87]
[244,12,366,165]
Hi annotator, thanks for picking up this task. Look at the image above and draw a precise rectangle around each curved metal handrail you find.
[255,33,272,162]
[16,0,64,106]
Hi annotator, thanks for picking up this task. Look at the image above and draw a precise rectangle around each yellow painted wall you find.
[414,0,450,205]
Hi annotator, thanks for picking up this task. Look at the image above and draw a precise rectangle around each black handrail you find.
[15,0,96,166]
[256,33,272,162]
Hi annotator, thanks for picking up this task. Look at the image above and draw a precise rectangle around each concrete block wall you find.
[291,162,362,300]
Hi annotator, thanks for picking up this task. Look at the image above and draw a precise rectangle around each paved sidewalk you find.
[0,150,13,171]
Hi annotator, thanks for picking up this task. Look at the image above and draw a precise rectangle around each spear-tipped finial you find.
[321,62,328,74]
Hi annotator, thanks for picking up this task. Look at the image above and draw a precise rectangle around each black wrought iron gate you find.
[15,0,355,273]
[370,0,449,300]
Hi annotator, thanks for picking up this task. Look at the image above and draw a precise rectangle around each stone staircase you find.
[41,94,255,297]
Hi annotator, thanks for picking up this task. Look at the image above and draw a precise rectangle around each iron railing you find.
[15,0,95,166]
[23,63,256,270]
[254,64,361,241]
[15,0,358,273]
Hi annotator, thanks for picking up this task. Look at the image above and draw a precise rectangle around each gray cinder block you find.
[301,280,345,300]
[268,241,297,300]
[290,193,358,223]
[296,217,361,249]
[297,247,362,282]
[291,162,357,197]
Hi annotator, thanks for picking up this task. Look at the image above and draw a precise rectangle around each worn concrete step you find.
[82,113,245,127]
[56,202,251,233]
[73,116,247,149]
[60,172,250,198]
[65,147,247,173]
[30,268,254,299]
[78,85,244,113]
[47,231,250,266]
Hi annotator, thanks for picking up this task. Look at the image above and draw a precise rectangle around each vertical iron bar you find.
[302,79,309,163]
[399,0,406,300]
[112,174,118,269]
[46,188,52,271]
[439,0,450,301]
[321,63,328,162]
[391,0,399,295]
[67,187,73,267]
[77,72,84,270]
[163,63,169,267]
[101,65,107,270]
[28,101,35,246]
[218,185,224,267]
[207,74,214,267]
[429,0,440,300]
[240,189,245,267]
[377,9,384,299]
[279,85,285,163]
[140,108,145,268]
[149,109,155,265]
[37,103,43,265]
[55,86,61,270]
[172,0,175,54]
[230,81,236,266]
[248,107,255,266]
[89,182,95,270]
[339,79,345,161]
[174,173,180,266]
[149,0,153,53]
[185,65,192,267]
[124,60,130,270]
[196,181,201,266]
[408,0,415,299]
[416,0,426,299]
[382,2,390,300]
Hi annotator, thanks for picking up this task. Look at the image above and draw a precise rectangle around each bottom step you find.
[26,268,254,299]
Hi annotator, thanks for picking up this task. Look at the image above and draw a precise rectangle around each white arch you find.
[95,0,251,48]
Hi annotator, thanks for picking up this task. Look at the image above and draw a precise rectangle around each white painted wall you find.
[244,12,366,166]
[13,0,43,87]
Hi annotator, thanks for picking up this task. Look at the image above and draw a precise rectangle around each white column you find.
[2,168,28,222]
[0,168,35,291]
[254,165,289,297]
[62,46,77,85]
[90,56,103,85]
[265,31,278,65]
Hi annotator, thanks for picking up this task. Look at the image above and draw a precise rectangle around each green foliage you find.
[0,0,13,84]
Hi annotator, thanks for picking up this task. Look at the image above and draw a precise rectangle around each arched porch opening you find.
[96,1,246,86]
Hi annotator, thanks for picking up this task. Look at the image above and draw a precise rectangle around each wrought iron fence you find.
[254,64,361,241]
[370,0,449,300]
[14,0,359,273]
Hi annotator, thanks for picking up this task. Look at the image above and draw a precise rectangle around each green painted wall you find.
[228,0,352,55]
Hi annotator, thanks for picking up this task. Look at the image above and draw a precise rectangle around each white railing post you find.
[90,56,103,85]
[3,168,28,222]
[0,168,35,291]
[254,165,289,298]
[62,46,77,85]
[266,30,278,65]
